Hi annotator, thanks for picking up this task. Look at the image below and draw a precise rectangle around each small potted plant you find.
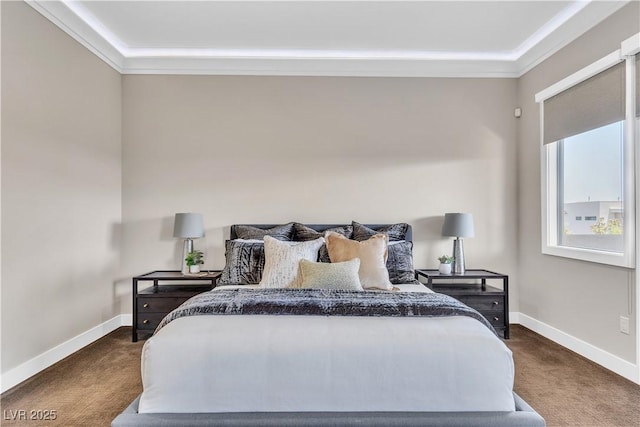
[185,250,204,274]
[437,255,454,275]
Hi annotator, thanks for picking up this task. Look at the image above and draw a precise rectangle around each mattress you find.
[139,284,515,414]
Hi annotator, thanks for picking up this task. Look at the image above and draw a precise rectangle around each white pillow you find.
[299,258,363,291]
[259,236,325,289]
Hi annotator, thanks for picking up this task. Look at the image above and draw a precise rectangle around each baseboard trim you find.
[509,312,520,324]
[121,313,132,326]
[1,315,129,393]
[516,312,639,384]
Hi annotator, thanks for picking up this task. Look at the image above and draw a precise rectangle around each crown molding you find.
[516,0,629,75]
[26,0,124,72]
[121,57,519,78]
[25,0,630,78]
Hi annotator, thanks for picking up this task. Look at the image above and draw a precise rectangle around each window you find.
[537,54,635,268]
[559,122,623,252]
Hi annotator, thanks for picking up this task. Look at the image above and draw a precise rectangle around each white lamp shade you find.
[442,213,474,238]
[173,213,205,238]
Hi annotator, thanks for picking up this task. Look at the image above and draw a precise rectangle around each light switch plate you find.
[620,316,630,335]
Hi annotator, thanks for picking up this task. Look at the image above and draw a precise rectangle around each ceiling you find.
[27,0,630,77]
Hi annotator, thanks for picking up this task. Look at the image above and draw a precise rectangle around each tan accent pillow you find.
[325,231,393,290]
[299,258,363,291]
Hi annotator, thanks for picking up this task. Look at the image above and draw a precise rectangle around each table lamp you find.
[173,213,205,274]
[441,213,474,274]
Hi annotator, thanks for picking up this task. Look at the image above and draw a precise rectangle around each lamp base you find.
[452,238,465,275]
[181,239,194,274]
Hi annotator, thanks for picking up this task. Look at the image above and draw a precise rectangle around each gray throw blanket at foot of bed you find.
[155,288,497,336]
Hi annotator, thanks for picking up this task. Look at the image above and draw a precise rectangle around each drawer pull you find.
[143,303,149,308]
[143,320,149,324]
[493,316,499,321]
[492,301,499,305]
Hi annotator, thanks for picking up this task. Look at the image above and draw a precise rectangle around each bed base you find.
[112,392,545,427]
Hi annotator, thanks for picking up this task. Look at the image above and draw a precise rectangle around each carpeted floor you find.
[508,326,640,427]
[1,329,144,427]
[1,325,639,426]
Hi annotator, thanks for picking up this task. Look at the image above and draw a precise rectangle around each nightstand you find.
[132,270,221,342]
[416,269,509,339]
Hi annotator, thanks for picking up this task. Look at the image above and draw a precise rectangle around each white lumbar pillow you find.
[259,236,325,289]
[299,258,363,291]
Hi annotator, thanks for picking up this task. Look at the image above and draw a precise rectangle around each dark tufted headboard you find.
[230,223,412,242]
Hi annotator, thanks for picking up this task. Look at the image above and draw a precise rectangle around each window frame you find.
[538,51,636,268]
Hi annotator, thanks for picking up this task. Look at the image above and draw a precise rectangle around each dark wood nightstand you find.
[132,270,221,342]
[415,269,509,339]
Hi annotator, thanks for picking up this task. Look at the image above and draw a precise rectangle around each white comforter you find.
[139,284,515,413]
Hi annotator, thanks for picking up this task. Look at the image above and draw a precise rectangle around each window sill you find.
[542,244,634,268]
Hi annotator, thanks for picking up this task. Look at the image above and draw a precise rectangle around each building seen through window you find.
[558,121,624,253]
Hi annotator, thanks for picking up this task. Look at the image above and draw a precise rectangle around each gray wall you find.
[1,2,122,373]
[516,2,639,363]
[120,75,519,314]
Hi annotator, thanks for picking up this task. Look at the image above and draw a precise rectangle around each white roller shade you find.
[636,53,639,116]
[543,61,625,144]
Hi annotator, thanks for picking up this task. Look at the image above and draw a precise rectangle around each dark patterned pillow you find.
[293,223,353,241]
[218,240,265,285]
[233,223,294,241]
[352,221,409,242]
[387,241,418,284]
[318,245,331,263]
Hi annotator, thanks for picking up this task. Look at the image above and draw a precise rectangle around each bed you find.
[112,223,545,427]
